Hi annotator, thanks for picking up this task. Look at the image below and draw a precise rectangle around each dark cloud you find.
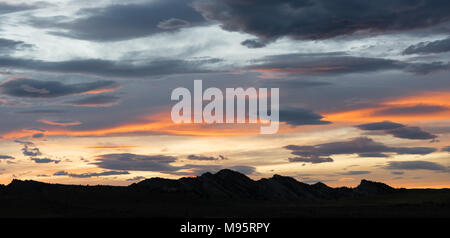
[0,38,31,54]
[0,2,40,14]
[391,171,404,175]
[126,176,146,182]
[250,54,402,76]
[357,152,390,158]
[280,108,331,126]
[53,170,129,178]
[442,146,450,152]
[92,153,254,176]
[259,79,332,88]
[35,0,205,41]
[241,39,267,49]
[15,109,66,114]
[373,105,448,116]
[356,121,404,130]
[31,157,60,164]
[288,156,333,164]
[385,161,448,171]
[284,137,436,162]
[66,94,120,107]
[404,61,450,75]
[0,155,14,160]
[339,171,371,175]
[0,78,118,98]
[93,153,179,172]
[157,18,191,29]
[388,126,437,140]
[227,165,255,175]
[0,57,221,79]
[22,145,41,157]
[32,133,45,138]
[250,53,450,76]
[193,0,450,41]
[356,121,437,140]
[187,154,228,161]
[403,37,450,55]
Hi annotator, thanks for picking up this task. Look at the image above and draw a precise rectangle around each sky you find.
[0,0,449,188]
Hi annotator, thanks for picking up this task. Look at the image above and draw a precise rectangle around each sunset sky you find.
[0,0,449,188]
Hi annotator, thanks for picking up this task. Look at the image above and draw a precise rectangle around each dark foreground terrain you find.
[0,169,449,218]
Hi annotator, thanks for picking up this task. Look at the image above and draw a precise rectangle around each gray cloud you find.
[157,18,191,29]
[284,137,436,162]
[249,53,449,76]
[339,171,371,175]
[403,37,450,55]
[0,57,221,79]
[53,170,129,178]
[0,155,15,160]
[442,146,450,152]
[241,39,267,49]
[391,171,404,175]
[193,0,450,41]
[280,108,331,126]
[67,94,120,107]
[34,0,205,41]
[92,153,254,176]
[187,154,228,161]
[31,157,60,164]
[0,78,118,98]
[385,161,448,171]
[288,156,333,164]
[357,121,437,140]
[373,105,449,116]
[0,2,40,15]
[0,38,31,54]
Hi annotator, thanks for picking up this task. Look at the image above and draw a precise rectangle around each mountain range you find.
[0,169,449,217]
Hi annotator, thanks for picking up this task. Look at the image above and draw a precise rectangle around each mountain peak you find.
[355,179,395,195]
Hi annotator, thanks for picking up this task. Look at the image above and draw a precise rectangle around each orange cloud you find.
[323,91,450,123]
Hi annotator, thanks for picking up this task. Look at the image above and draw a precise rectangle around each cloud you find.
[356,121,437,140]
[250,54,402,76]
[22,145,41,157]
[157,18,191,29]
[53,170,129,178]
[92,153,254,176]
[339,171,371,175]
[32,133,45,138]
[39,119,81,127]
[385,161,448,171]
[0,2,40,15]
[373,105,449,116]
[288,156,333,164]
[93,153,179,172]
[0,57,221,79]
[442,146,450,152]
[0,78,118,98]
[126,176,146,182]
[241,39,267,49]
[66,94,120,107]
[391,171,404,175]
[193,0,450,41]
[187,154,228,161]
[0,155,15,160]
[284,137,436,162]
[280,108,331,126]
[403,37,450,55]
[249,53,449,76]
[34,0,205,41]
[31,157,60,164]
[0,38,31,54]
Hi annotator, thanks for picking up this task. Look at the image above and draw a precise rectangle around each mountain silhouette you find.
[0,169,449,218]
